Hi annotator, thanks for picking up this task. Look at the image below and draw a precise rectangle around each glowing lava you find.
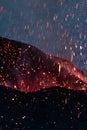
[0,36,87,92]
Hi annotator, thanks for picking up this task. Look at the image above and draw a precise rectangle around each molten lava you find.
[0,36,87,92]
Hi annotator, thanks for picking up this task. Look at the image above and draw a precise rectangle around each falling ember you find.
[85,61,87,65]
[0,36,87,93]
[77,112,81,119]
[14,85,17,89]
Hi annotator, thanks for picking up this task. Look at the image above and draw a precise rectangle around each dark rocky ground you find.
[0,86,87,130]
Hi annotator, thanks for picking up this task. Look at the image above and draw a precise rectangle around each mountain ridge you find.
[0,36,87,92]
[0,84,87,130]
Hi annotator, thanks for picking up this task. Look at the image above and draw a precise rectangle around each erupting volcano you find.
[0,36,87,92]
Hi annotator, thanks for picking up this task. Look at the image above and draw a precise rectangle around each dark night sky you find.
[0,0,87,74]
